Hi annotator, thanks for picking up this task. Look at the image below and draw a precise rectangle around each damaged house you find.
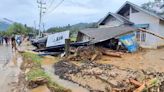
[77,26,138,52]
[78,1,164,49]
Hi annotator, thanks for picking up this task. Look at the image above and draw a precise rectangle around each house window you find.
[134,24,149,42]
[141,31,146,42]
[136,28,147,42]
[136,31,140,41]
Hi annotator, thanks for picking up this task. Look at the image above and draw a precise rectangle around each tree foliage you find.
[46,22,98,37]
[0,23,35,36]
[142,0,164,14]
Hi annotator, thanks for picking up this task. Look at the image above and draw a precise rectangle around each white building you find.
[99,1,164,48]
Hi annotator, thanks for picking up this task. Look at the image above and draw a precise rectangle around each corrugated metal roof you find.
[79,26,137,43]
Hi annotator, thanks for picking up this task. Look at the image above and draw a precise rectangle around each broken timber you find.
[139,28,164,40]
[65,39,70,57]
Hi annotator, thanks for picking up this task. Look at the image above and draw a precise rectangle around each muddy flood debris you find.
[12,52,71,92]
[68,46,124,62]
[54,60,164,92]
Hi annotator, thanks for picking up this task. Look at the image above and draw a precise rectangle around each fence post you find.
[65,39,70,57]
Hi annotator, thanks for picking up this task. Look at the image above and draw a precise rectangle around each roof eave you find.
[116,1,164,21]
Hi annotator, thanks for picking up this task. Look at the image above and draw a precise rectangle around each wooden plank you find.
[138,28,164,40]
[134,78,158,92]
[65,39,70,57]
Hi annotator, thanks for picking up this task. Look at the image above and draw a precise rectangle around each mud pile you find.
[68,46,102,61]
[68,46,124,62]
[54,61,164,92]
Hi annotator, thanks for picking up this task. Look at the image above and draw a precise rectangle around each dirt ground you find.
[98,47,164,72]
[53,47,164,91]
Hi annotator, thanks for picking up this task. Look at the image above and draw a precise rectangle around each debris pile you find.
[68,46,124,61]
[68,46,102,61]
[54,60,80,78]
[54,61,164,92]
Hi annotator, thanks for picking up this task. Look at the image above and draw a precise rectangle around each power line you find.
[37,0,46,36]
[44,0,65,16]
[47,0,55,9]
[44,0,55,15]
[47,0,53,5]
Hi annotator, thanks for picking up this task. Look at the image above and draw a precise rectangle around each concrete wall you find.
[130,9,160,48]
[99,17,122,28]
[77,32,90,42]
[158,20,164,46]
[81,35,90,42]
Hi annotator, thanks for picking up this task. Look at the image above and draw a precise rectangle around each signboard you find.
[46,31,70,47]
[119,33,138,53]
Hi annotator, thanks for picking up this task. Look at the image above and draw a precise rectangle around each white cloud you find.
[0,0,154,29]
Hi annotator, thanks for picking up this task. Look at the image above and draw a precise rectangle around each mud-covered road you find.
[0,45,21,92]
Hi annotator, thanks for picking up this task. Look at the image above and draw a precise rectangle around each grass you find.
[21,52,71,92]
[26,68,50,81]
[70,37,77,42]
[26,67,70,92]
[22,52,42,66]
[142,78,159,92]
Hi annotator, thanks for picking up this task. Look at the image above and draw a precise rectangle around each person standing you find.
[0,36,3,45]
[4,36,9,46]
[11,36,17,51]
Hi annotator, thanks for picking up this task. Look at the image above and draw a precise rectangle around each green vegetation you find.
[22,52,42,66]
[142,0,164,14]
[142,78,159,92]
[21,52,71,92]
[46,22,98,39]
[70,37,77,42]
[0,23,36,36]
[27,68,50,81]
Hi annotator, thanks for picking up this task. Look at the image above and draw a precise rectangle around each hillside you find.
[46,22,98,36]
[0,19,12,31]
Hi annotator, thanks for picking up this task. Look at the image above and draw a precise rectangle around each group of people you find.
[0,36,10,45]
[0,35,23,51]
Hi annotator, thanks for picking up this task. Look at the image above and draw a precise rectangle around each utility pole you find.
[37,0,46,37]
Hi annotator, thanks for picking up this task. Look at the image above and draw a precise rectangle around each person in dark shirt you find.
[0,36,3,45]
[4,36,8,46]
[11,36,17,51]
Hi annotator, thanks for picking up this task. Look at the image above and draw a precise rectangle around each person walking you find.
[4,36,9,46]
[16,35,22,46]
[0,36,3,45]
[11,36,17,51]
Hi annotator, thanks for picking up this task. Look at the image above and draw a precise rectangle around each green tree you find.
[7,23,27,35]
[5,23,36,36]
[142,0,164,14]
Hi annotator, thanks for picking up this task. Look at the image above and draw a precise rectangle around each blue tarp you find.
[119,33,138,53]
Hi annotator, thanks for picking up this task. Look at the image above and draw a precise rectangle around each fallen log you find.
[129,78,142,87]
[134,78,158,92]
[91,54,99,61]
[102,50,122,58]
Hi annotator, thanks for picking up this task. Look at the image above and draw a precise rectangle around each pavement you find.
[0,45,12,66]
[0,45,21,92]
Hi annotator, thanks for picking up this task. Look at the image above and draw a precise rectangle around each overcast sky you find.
[0,0,153,29]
